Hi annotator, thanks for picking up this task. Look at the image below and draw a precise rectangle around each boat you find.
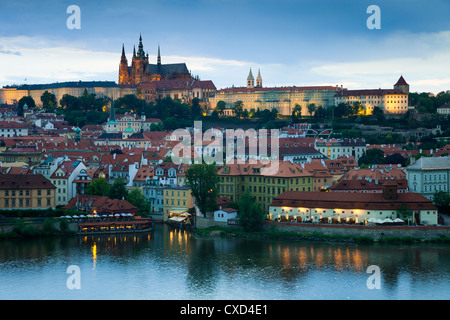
[77,216,154,235]
[167,211,195,229]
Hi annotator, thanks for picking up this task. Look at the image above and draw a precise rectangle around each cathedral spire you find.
[137,33,145,57]
[133,45,136,58]
[121,44,126,58]
[157,45,161,66]
[109,98,117,123]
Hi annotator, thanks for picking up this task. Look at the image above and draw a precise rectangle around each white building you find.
[50,159,87,206]
[0,121,29,137]
[406,156,450,200]
[314,138,366,161]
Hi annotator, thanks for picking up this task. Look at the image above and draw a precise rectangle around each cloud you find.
[0,50,21,56]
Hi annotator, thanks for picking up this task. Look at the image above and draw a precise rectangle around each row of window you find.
[4,189,52,196]
[3,198,52,207]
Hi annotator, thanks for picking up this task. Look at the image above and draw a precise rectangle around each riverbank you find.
[193,224,450,244]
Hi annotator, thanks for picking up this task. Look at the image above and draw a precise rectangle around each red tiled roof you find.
[0,174,55,189]
[270,191,436,211]
[394,76,409,86]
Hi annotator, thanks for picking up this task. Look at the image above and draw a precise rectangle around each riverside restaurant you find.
[269,186,439,226]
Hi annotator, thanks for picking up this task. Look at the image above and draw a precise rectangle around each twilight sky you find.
[1,0,450,93]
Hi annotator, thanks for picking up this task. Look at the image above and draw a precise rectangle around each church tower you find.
[131,33,150,85]
[247,68,254,88]
[394,75,409,94]
[157,45,161,66]
[119,44,130,85]
[256,69,262,88]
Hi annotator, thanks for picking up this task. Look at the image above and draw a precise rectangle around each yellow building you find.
[334,76,410,115]
[217,161,314,211]
[162,186,194,221]
[210,85,340,116]
[0,81,135,107]
[0,174,56,210]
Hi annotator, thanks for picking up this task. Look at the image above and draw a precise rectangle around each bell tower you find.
[247,68,254,89]
[256,69,262,88]
[119,44,130,85]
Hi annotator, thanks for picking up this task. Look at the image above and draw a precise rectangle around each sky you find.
[1,0,450,94]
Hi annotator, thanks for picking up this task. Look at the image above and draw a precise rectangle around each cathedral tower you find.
[247,68,254,88]
[256,69,262,88]
[119,44,130,85]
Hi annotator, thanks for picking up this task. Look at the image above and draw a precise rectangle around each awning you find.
[168,216,187,222]
[170,209,188,215]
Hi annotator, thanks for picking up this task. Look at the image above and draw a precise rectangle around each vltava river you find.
[0,224,449,300]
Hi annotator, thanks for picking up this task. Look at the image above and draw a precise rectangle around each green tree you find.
[292,104,302,123]
[109,178,128,200]
[234,100,244,119]
[358,148,385,166]
[41,91,57,111]
[18,96,36,110]
[238,188,265,232]
[215,100,226,116]
[185,163,219,217]
[127,188,149,216]
[190,97,202,119]
[432,191,450,208]
[307,103,316,117]
[86,178,111,196]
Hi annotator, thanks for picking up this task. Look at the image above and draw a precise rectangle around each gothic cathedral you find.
[119,34,192,86]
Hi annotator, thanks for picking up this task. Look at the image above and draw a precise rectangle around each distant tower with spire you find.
[157,45,161,66]
[394,75,409,94]
[105,98,119,133]
[247,68,255,88]
[256,69,262,88]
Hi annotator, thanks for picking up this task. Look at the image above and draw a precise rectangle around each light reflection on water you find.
[0,223,449,300]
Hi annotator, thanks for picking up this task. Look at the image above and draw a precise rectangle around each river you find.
[0,224,449,300]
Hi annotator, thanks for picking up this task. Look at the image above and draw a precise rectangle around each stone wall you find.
[263,222,450,240]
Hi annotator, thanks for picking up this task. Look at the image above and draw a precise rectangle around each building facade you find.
[314,138,366,161]
[269,184,438,225]
[0,174,56,210]
[334,76,409,114]
[217,161,314,211]
[406,156,450,200]
[209,70,340,116]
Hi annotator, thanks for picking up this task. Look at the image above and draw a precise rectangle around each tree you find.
[127,188,149,216]
[358,148,385,166]
[86,178,111,196]
[215,100,226,116]
[109,178,128,200]
[307,103,316,117]
[190,97,202,119]
[292,104,302,123]
[432,191,450,214]
[238,188,265,232]
[185,163,220,217]
[18,96,36,110]
[41,91,57,111]
[234,100,244,119]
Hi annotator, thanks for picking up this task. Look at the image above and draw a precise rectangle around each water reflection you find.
[0,224,449,299]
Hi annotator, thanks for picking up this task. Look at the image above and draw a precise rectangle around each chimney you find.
[382,183,398,200]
